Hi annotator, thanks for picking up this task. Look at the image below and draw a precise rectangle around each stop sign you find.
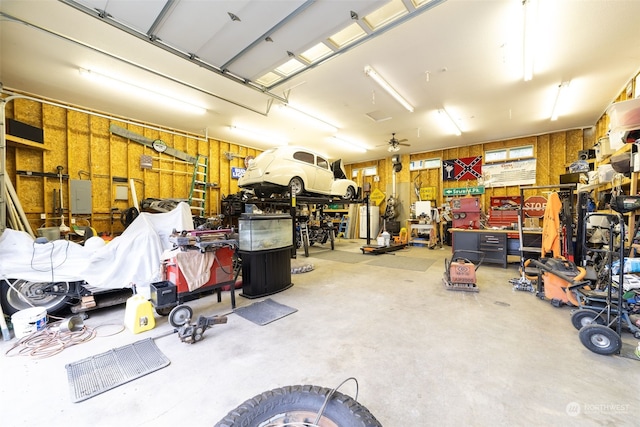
[523,196,547,218]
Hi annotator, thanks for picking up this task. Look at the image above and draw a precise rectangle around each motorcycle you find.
[297,214,336,257]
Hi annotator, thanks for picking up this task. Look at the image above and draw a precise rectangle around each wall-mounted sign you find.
[419,186,437,200]
[443,186,485,196]
[369,188,386,206]
[523,195,547,218]
[231,167,246,179]
[482,159,536,188]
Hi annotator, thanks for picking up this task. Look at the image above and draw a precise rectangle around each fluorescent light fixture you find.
[522,0,538,81]
[550,81,570,121]
[364,65,414,113]
[329,136,367,153]
[279,104,339,132]
[79,68,206,115]
[230,125,288,146]
[438,109,462,136]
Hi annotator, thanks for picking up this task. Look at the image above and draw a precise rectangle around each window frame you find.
[484,145,534,163]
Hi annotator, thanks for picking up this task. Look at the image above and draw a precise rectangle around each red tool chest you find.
[163,246,235,294]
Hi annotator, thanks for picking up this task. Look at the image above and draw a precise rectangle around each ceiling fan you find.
[380,133,410,152]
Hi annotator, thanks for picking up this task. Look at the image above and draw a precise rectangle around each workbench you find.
[450,228,542,268]
[406,220,435,246]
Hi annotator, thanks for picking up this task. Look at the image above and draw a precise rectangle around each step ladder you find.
[189,155,208,216]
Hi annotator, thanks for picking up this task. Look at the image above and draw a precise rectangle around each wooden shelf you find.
[5,134,49,151]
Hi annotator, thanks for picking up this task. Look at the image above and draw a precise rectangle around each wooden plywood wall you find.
[352,129,593,214]
[4,93,261,235]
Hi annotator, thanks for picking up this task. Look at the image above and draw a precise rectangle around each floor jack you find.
[442,250,484,292]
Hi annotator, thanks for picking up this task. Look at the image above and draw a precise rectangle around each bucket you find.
[11,307,47,338]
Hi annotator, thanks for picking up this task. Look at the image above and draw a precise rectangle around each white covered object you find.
[0,202,193,296]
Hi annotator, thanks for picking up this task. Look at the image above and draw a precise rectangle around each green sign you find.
[443,186,485,196]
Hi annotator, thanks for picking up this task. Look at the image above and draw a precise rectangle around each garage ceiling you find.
[2,0,640,164]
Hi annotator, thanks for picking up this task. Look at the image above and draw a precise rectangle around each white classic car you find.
[238,146,359,199]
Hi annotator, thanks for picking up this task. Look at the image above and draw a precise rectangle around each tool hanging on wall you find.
[109,124,197,164]
[57,166,70,234]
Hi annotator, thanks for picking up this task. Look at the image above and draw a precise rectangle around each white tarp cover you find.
[0,202,194,296]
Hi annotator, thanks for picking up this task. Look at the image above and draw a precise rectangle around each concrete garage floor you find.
[1,239,639,426]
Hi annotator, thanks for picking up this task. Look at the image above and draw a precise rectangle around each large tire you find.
[1,279,73,315]
[570,308,605,330]
[215,385,382,427]
[578,324,622,355]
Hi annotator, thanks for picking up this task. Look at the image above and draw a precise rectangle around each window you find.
[351,166,377,178]
[410,158,441,171]
[293,151,314,165]
[485,145,534,163]
[317,157,329,169]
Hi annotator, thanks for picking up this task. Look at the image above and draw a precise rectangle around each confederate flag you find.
[442,156,482,181]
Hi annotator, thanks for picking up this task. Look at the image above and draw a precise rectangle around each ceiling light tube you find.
[329,136,368,153]
[522,0,538,82]
[279,104,339,132]
[438,109,462,136]
[550,81,570,121]
[79,67,207,115]
[230,125,288,146]
[364,65,414,113]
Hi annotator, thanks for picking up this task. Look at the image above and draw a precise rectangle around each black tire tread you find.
[578,324,622,355]
[215,384,382,427]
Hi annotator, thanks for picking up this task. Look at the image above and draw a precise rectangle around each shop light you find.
[364,65,414,113]
[279,104,339,133]
[522,0,538,82]
[438,108,462,136]
[330,136,368,153]
[230,125,288,146]
[550,81,570,121]
[79,67,207,115]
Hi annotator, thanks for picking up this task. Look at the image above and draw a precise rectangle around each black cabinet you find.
[240,248,293,298]
[452,230,507,268]
[478,233,507,268]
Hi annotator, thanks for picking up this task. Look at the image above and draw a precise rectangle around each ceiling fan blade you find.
[397,138,408,143]
[398,142,411,147]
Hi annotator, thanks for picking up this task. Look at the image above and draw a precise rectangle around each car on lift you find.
[238,146,359,199]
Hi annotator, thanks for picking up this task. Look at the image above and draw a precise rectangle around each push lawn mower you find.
[443,250,485,292]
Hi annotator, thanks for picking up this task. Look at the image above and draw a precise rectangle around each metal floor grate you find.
[66,338,170,403]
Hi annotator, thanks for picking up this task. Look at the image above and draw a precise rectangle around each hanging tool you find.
[57,166,70,234]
